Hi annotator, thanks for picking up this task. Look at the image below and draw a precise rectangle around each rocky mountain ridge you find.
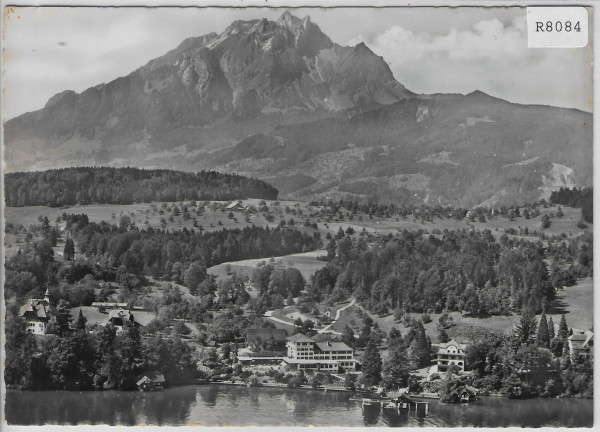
[4,11,592,207]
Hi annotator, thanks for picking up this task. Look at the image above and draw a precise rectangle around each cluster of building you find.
[20,290,593,375]
[19,292,141,335]
[431,330,595,376]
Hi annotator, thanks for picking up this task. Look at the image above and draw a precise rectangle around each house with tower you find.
[19,289,52,335]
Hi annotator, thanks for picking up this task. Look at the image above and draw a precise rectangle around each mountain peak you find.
[5,10,415,171]
[277,10,302,28]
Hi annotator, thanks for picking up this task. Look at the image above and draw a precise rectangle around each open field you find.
[208,249,327,281]
[548,277,594,331]
[5,200,588,242]
[4,199,316,234]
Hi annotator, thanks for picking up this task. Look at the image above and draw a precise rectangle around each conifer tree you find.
[76,309,87,331]
[560,342,571,370]
[361,336,382,387]
[63,237,75,261]
[515,305,538,345]
[411,321,432,368]
[382,346,409,390]
[558,314,569,340]
[387,327,404,352]
[536,313,550,348]
[547,316,556,340]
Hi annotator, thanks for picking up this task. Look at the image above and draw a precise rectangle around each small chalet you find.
[568,330,594,360]
[136,371,166,391]
[436,339,467,372]
[20,289,52,335]
[107,309,141,334]
[225,201,247,212]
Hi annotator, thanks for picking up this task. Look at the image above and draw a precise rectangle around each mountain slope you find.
[4,11,592,207]
[4,11,411,173]
[209,91,592,207]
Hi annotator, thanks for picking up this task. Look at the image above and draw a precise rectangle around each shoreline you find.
[8,377,593,401]
[201,379,363,393]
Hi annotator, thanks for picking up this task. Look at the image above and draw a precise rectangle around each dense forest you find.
[305,228,592,317]
[4,167,278,207]
[549,187,593,223]
[5,311,199,391]
[4,214,320,306]
[65,214,319,276]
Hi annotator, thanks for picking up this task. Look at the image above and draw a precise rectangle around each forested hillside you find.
[67,214,318,274]
[4,167,278,207]
[306,228,593,317]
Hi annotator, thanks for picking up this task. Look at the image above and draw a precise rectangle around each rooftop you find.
[19,298,51,320]
[315,341,352,352]
[437,339,467,351]
[287,333,315,343]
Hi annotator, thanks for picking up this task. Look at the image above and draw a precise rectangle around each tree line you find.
[65,213,319,282]
[549,187,593,223]
[5,167,278,207]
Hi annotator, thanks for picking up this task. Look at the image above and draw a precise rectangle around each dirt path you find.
[264,309,298,328]
[317,299,356,335]
[264,298,358,335]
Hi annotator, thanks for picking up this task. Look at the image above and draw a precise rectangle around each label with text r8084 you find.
[527,7,588,48]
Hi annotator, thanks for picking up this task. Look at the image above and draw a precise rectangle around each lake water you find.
[5,384,593,427]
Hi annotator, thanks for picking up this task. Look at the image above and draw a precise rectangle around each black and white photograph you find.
[1,3,594,427]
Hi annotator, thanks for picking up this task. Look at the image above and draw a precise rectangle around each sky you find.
[2,6,593,120]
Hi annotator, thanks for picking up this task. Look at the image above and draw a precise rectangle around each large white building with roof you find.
[284,333,356,372]
[19,289,52,335]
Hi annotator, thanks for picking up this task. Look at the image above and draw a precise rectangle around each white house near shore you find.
[19,289,52,335]
[283,333,356,372]
[568,330,594,361]
[435,339,467,372]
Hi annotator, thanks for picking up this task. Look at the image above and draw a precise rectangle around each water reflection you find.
[5,386,593,427]
[142,385,196,425]
[361,405,380,425]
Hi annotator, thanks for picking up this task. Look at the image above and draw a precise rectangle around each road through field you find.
[264,298,357,335]
[317,299,356,335]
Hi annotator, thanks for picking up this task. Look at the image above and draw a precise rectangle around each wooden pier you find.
[360,393,429,415]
